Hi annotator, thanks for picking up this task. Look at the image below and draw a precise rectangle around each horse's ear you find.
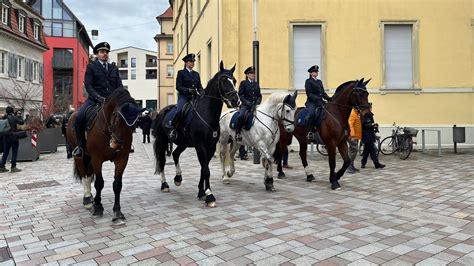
[230,64,236,73]
[356,78,364,88]
[220,60,224,71]
[363,78,372,87]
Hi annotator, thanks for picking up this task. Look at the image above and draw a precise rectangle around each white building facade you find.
[108,47,158,111]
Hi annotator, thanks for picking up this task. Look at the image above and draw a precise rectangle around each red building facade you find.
[28,0,92,113]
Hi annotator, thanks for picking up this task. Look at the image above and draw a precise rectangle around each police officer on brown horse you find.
[168,53,203,140]
[235,66,261,141]
[305,65,331,141]
[73,42,123,158]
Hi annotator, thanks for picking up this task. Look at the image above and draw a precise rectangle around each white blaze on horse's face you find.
[282,104,296,133]
[223,77,239,108]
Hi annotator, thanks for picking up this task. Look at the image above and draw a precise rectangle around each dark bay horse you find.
[153,61,240,207]
[67,88,144,225]
[275,79,371,190]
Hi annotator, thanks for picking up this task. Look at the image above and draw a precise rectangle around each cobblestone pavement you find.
[1,132,473,265]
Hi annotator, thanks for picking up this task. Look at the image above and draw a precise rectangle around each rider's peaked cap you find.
[182,53,196,62]
[93,42,111,54]
[307,65,319,73]
[244,66,255,74]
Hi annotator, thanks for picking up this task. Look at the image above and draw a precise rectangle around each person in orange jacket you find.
[347,108,362,173]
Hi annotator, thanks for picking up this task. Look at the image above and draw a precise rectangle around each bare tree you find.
[0,78,43,116]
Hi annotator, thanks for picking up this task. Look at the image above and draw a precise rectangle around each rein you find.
[256,103,296,144]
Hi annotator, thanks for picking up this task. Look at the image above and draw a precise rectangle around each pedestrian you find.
[239,145,248,160]
[235,66,261,141]
[282,146,292,169]
[73,41,124,158]
[304,65,331,141]
[0,106,25,173]
[140,110,152,143]
[361,104,385,169]
[62,108,74,159]
[347,108,362,173]
[168,53,203,140]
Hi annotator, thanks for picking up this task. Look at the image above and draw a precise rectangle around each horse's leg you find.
[326,143,340,190]
[111,156,128,225]
[275,142,285,179]
[227,142,239,178]
[155,135,170,192]
[91,159,104,217]
[258,143,275,192]
[195,145,216,207]
[219,142,231,184]
[172,145,187,186]
[82,175,94,209]
[336,141,350,182]
[296,134,314,182]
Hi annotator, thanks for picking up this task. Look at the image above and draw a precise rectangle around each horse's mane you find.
[108,88,136,106]
[261,92,289,107]
[332,80,356,99]
[204,71,220,95]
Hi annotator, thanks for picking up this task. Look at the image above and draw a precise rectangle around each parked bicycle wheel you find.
[398,137,413,160]
[359,138,380,157]
[380,136,396,155]
[316,144,328,156]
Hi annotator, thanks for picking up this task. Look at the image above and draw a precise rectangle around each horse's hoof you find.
[223,178,230,184]
[307,174,315,182]
[83,196,94,209]
[277,172,286,179]
[197,190,206,201]
[112,212,126,226]
[174,175,182,186]
[161,182,170,192]
[226,171,232,177]
[92,207,103,217]
[265,185,276,192]
[205,194,216,207]
[331,181,341,190]
[207,201,217,208]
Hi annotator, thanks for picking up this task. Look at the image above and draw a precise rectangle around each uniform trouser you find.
[305,102,322,132]
[236,105,251,134]
[171,96,189,128]
[361,139,380,166]
[283,146,289,165]
[0,138,19,168]
[239,145,247,159]
[348,139,359,166]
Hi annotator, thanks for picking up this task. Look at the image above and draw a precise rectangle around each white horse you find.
[219,91,297,191]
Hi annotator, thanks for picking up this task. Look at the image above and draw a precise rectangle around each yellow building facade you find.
[155,7,175,110]
[171,0,473,148]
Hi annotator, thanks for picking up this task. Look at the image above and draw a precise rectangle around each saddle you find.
[85,105,102,131]
[296,107,326,128]
[229,110,254,130]
[164,101,195,129]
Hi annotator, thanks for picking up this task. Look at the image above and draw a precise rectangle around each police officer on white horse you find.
[168,53,203,140]
[235,66,261,141]
[72,42,123,158]
[305,65,331,141]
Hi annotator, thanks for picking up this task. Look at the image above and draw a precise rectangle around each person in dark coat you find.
[140,110,152,143]
[168,53,203,140]
[0,106,25,173]
[73,42,123,158]
[304,65,331,141]
[62,109,74,159]
[235,66,261,141]
[361,105,385,169]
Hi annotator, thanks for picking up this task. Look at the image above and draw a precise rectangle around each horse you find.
[152,61,240,208]
[219,91,298,191]
[274,79,371,190]
[66,88,144,225]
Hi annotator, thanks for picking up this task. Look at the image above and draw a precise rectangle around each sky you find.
[63,0,170,52]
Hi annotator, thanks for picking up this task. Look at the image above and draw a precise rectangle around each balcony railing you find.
[119,63,128,68]
[146,62,157,67]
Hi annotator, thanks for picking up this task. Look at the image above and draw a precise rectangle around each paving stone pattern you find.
[1,131,473,265]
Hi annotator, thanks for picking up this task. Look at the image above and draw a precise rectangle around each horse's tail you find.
[73,154,91,182]
[152,105,174,138]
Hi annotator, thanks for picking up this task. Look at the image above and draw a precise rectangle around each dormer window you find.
[18,14,25,32]
[1,4,8,25]
[34,22,39,40]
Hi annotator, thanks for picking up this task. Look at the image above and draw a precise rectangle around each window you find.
[53,48,73,69]
[120,59,128,68]
[63,21,74,37]
[166,41,173,54]
[146,69,157,79]
[33,61,38,81]
[383,23,415,89]
[17,56,24,79]
[166,65,173,78]
[34,23,39,40]
[135,100,143,107]
[146,100,157,111]
[119,70,128,80]
[292,24,322,89]
[190,0,193,26]
[42,0,52,18]
[1,4,8,25]
[52,22,62,36]
[52,0,62,19]
[131,57,136,68]
[180,24,183,48]
[43,21,51,35]
[0,51,6,75]
[18,14,25,32]
[131,69,136,80]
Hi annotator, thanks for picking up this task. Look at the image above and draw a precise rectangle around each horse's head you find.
[104,89,145,150]
[280,91,298,132]
[350,78,371,117]
[210,61,240,108]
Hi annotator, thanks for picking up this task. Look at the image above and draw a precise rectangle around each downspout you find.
[185,0,189,55]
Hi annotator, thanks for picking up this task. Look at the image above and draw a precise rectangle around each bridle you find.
[256,101,296,143]
[101,104,139,147]
[327,83,369,113]
[200,73,239,106]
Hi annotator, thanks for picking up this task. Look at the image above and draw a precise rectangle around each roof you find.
[60,1,93,48]
[156,6,172,24]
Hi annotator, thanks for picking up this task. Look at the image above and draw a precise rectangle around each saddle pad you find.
[296,108,309,127]
[229,111,254,130]
[229,111,240,130]
[163,102,194,129]
[85,105,102,130]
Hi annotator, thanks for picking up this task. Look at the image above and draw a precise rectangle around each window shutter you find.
[384,25,413,89]
[12,54,17,78]
[293,25,322,89]
[39,63,44,83]
[8,53,13,77]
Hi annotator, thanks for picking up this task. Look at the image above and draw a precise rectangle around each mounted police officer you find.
[235,66,261,141]
[72,42,123,158]
[168,53,203,140]
[305,65,331,141]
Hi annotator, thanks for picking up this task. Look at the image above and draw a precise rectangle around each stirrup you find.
[307,132,315,141]
[72,147,84,159]
[168,129,177,140]
[235,133,242,141]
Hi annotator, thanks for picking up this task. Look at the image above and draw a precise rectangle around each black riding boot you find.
[73,127,85,159]
[168,115,179,140]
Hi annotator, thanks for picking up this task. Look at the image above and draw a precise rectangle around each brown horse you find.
[66,88,144,225]
[274,79,371,190]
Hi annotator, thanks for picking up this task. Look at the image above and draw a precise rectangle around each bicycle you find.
[379,123,418,160]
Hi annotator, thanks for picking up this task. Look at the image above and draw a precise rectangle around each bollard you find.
[253,147,260,164]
